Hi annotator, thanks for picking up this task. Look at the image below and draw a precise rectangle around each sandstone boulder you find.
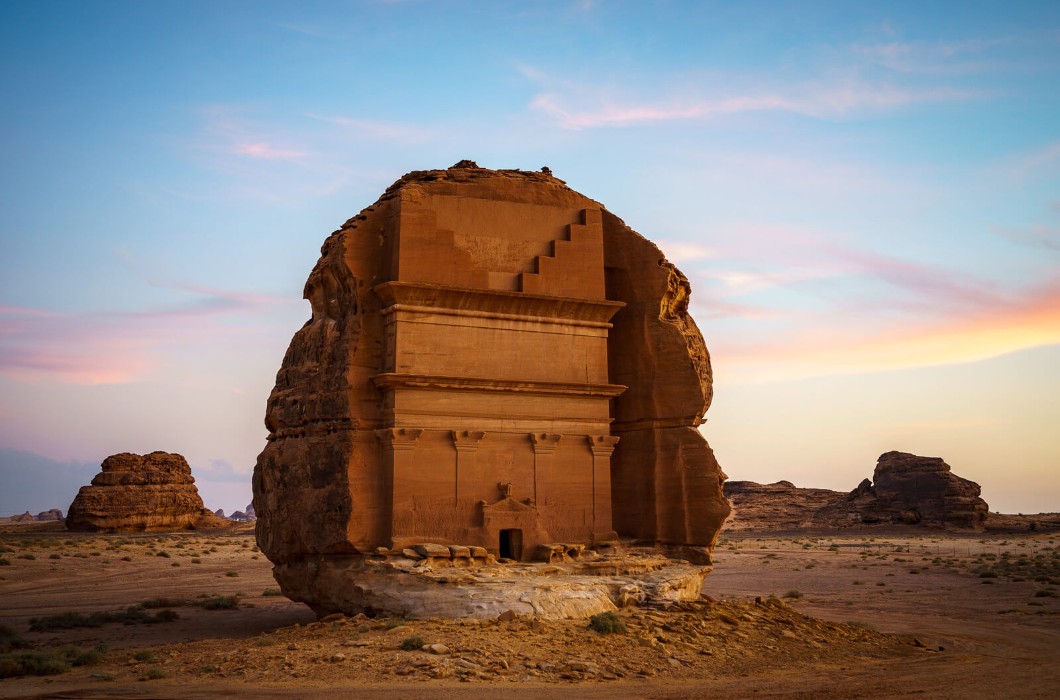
[837,451,989,529]
[66,452,228,532]
[253,162,729,617]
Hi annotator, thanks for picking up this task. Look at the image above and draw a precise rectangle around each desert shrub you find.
[262,588,283,597]
[588,611,626,634]
[133,650,156,662]
[49,553,61,560]
[225,571,239,577]
[156,551,171,558]
[29,606,178,631]
[1034,589,1057,598]
[154,609,180,622]
[198,595,239,610]
[783,589,803,599]
[141,597,188,609]
[0,625,29,653]
[400,636,426,650]
[141,666,166,680]
[30,612,105,631]
[17,554,35,560]
[0,650,69,678]
[72,644,107,667]
[191,558,202,564]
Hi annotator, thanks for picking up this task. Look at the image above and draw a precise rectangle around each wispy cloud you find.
[1002,140,1060,177]
[850,36,1017,75]
[523,60,977,130]
[0,284,299,385]
[994,224,1060,252]
[230,143,310,160]
[713,278,1060,383]
[304,113,434,143]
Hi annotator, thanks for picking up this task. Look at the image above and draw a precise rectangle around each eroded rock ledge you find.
[276,544,710,620]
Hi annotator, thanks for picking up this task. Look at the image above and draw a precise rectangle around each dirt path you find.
[1,528,1057,698]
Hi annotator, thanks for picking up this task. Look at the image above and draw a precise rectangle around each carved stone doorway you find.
[499,528,523,560]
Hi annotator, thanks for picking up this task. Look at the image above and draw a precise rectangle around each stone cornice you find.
[372,373,626,398]
[374,281,624,326]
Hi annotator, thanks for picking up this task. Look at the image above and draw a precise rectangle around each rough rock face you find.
[66,452,228,532]
[823,451,989,529]
[723,481,844,531]
[253,162,729,616]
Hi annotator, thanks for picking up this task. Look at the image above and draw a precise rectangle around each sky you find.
[1,1,1058,516]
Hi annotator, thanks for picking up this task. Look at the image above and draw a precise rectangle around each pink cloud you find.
[850,36,1016,75]
[713,280,1060,383]
[0,286,300,386]
[304,113,434,143]
[231,142,309,160]
[993,224,1060,252]
[528,80,974,130]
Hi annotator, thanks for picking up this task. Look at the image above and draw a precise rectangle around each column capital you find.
[375,427,423,450]
[530,433,562,454]
[587,434,619,456]
[451,430,486,451]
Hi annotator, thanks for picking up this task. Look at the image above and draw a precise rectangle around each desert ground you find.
[0,524,1057,698]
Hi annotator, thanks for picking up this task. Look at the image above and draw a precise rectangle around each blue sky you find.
[1,1,1058,515]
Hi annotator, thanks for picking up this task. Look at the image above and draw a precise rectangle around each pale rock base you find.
[274,552,709,620]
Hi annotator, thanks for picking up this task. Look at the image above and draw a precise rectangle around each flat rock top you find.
[91,451,195,487]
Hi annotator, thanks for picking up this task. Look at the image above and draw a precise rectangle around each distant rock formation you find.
[725,451,990,531]
[0,509,64,524]
[816,451,989,529]
[66,452,228,532]
[724,481,845,530]
[228,504,256,522]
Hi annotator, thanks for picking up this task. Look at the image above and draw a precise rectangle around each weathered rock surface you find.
[724,481,844,531]
[66,452,228,532]
[726,452,990,531]
[818,451,989,529]
[253,162,729,617]
[282,549,710,620]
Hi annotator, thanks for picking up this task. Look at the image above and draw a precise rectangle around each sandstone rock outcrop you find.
[723,481,844,531]
[817,451,989,529]
[725,451,990,531]
[253,162,730,617]
[66,452,228,532]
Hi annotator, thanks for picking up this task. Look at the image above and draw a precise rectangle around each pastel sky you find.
[1,1,1057,516]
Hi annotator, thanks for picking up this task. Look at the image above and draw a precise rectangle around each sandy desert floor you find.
[0,524,1057,699]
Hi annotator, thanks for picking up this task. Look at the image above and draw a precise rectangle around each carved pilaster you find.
[586,435,619,541]
[451,430,485,505]
[529,433,562,505]
[587,434,619,456]
[375,428,423,548]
